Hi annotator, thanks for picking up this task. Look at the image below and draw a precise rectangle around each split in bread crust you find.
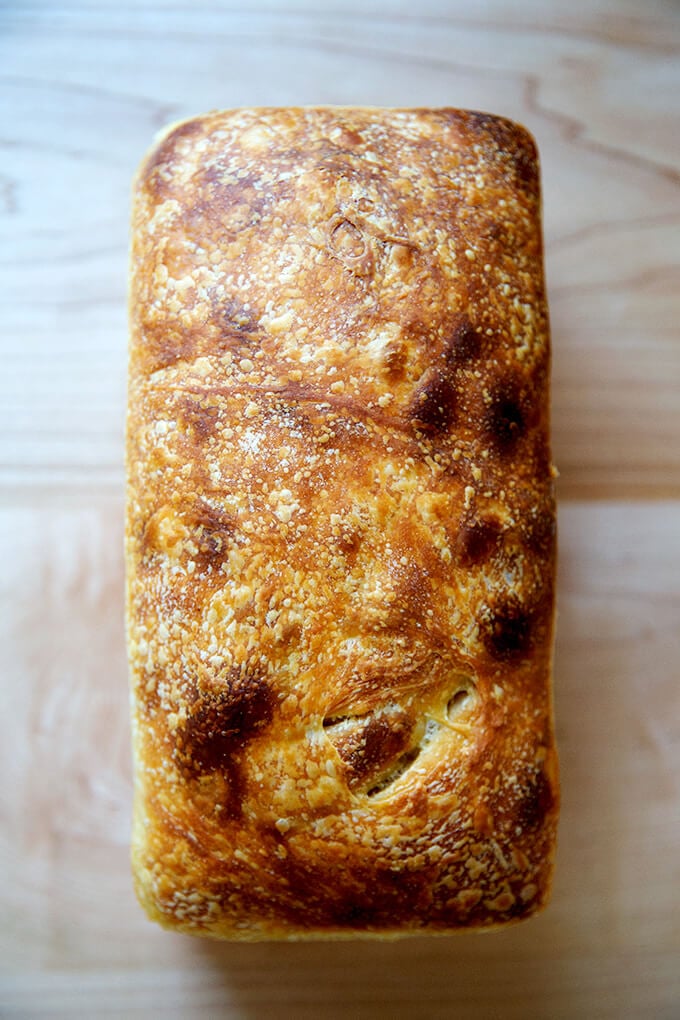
[126,107,558,939]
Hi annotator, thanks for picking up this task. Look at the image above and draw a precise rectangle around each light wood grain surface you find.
[1,1,679,1017]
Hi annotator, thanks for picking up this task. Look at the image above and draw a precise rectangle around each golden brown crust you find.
[126,107,558,939]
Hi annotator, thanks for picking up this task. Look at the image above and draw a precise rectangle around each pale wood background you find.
[1,1,679,1017]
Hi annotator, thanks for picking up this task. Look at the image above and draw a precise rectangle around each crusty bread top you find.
[127,107,558,939]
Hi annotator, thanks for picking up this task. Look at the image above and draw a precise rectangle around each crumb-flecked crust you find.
[126,106,558,940]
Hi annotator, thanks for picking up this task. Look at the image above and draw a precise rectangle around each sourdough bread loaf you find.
[126,107,558,939]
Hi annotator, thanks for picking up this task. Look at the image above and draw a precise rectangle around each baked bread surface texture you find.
[126,107,558,939]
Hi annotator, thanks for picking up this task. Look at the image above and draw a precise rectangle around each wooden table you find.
[2,1,679,1016]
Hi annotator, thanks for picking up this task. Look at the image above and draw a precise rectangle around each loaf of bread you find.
[126,107,558,939]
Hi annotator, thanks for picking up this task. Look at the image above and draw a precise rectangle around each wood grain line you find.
[550,264,680,296]
[550,211,680,251]
[0,72,179,120]
[3,29,513,86]
[0,174,18,215]
[0,136,133,169]
[524,73,680,189]
[3,6,680,54]
[0,244,124,268]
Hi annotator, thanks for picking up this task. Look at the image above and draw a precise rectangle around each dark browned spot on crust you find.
[506,138,539,193]
[530,433,552,480]
[141,119,205,199]
[189,501,237,569]
[486,217,521,254]
[334,126,365,150]
[174,667,274,782]
[217,300,261,344]
[324,868,430,928]
[410,369,457,432]
[334,524,364,560]
[483,601,534,661]
[485,383,527,452]
[324,707,414,791]
[463,111,539,195]
[258,846,432,931]
[443,319,481,366]
[140,500,236,570]
[523,508,556,559]
[408,319,481,433]
[506,895,540,922]
[457,516,503,566]
[514,768,555,831]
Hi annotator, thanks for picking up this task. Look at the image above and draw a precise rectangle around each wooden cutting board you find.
[2,1,679,1017]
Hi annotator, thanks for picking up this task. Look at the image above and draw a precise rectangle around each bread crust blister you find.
[126,107,558,939]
